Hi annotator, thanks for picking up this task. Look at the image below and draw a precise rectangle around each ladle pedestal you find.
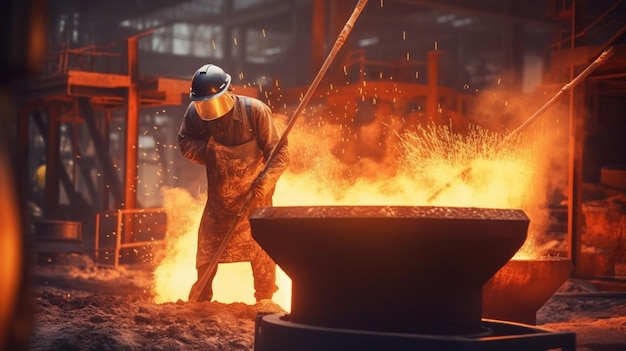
[250,206,529,335]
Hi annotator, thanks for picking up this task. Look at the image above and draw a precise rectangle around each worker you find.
[178,63,289,303]
[31,157,46,210]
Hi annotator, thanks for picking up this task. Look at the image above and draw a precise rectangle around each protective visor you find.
[193,90,235,121]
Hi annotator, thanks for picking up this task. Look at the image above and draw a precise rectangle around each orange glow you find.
[0,148,22,347]
[153,187,292,309]
[153,92,568,309]
[152,188,201,304]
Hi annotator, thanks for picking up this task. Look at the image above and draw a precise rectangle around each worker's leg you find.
[191,264,217,302]
[250,248,277,302]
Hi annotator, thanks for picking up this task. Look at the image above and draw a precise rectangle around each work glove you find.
[251,173,273,198]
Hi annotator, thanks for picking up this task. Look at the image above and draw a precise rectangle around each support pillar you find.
[311,0,327,81]
[124,37,139,211]
[427,50,444,125]
[503,21,524,91]
[567,0,586,278]
[17,108,30,209]
[44,109,60,218]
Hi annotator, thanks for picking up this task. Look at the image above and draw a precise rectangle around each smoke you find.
[460,86,571,254]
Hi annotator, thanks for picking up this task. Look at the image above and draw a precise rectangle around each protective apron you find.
[197,101,276,297]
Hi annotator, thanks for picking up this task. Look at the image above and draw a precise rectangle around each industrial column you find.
[124,36,140,212]
[567,1,586,278]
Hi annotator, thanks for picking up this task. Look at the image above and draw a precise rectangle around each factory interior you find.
[2,0,626,350]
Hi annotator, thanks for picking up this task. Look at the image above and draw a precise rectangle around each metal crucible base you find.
[254,314,576,351]
[250,206,529,335]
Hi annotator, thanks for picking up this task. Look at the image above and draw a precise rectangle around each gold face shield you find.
[193,90,235,121]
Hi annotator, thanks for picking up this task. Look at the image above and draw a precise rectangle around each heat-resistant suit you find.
[178,94,289,301]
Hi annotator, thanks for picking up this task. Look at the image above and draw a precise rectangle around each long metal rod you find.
[189,0,369,302]
[425,46,614,204]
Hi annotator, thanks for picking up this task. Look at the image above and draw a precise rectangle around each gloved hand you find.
[251,173,272,198]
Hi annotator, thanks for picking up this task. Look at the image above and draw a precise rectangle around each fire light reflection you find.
[153,105,567,311]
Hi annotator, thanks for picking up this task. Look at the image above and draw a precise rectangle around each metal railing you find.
[94,207,167,268]
[341,49,427,84]
[44,42,125,77]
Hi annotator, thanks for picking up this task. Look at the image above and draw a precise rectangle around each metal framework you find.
[17,35,189,254]
[94,207,167,268]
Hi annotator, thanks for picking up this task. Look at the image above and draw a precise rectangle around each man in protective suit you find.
[178,63,289,302]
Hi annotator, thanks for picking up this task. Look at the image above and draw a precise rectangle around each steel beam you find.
[77,98,123,208]
[124,37,140,211]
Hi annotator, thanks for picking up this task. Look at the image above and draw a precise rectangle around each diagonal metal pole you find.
[189,0,370,302]
[425,46,614,204]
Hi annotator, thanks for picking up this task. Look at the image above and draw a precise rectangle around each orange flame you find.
[153,187,292,308]
[153,95,568,309]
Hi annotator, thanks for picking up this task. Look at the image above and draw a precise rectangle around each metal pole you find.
[124,36,139,211]
[188,0,370,302]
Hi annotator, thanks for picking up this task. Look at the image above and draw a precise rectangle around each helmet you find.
[189,64,235,121]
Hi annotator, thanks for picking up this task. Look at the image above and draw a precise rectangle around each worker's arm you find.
[178,103,209,165]
[250,99,289,196]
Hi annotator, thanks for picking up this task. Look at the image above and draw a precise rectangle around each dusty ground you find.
[21,254,626,351]
[24,254,284,351]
